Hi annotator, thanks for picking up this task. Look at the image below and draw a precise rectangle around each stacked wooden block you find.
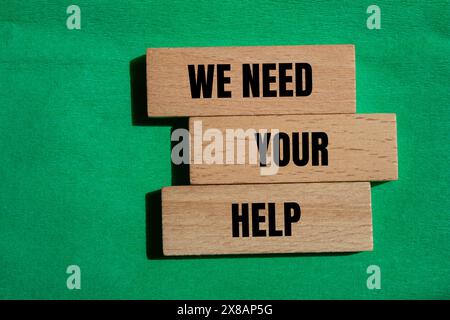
[146,45,398,256]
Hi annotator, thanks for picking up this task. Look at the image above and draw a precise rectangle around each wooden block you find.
[147,45,355,116]
[189,113,398,184]
[162,182,372,255]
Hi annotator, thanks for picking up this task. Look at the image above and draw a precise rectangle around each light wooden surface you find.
[147,45,355,116]
[162,182,372,255]
[189,113,398,184]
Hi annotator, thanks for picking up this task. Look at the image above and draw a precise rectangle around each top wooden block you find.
[147,45,355,117]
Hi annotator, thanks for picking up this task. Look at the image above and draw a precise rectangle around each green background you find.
[1,0,449,299]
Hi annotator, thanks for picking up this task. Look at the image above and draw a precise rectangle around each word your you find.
[256,132,328,167]
[188,63,313,98]
[171,121,329,175]
[232,202,301,237]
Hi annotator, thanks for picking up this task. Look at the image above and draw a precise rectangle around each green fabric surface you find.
[1,0,449,299]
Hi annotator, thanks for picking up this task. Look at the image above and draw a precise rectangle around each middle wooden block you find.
[188,113,398,184]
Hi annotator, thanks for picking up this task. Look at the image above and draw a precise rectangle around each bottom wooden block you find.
[162,182,373,256]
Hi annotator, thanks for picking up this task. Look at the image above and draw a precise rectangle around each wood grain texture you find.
[147,45,355,116]
[162,182,372,255]
[189,113,398,184]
